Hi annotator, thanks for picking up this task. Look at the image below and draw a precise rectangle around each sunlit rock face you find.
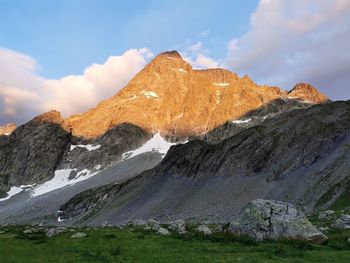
[0,123,17,136]
[67,51,328,138]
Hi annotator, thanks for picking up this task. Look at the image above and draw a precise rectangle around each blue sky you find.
[0,0,349,125]
[0,0,257,78]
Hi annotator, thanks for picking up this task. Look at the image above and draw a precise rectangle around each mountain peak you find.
[65,52,330,138]
[288,83,329,103]
[157,50,182,59]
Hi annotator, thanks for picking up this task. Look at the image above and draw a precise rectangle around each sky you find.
[0,0,349,125]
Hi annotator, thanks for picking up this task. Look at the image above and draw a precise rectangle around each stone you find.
[197,225,212,235]
[0,231,5,234]
[71,232,87,239]
[168,219,186,233]
[319,227,329,233]
[130,219,148,228]
[101,221,111,228]
[46,229,59,238]
[157,228,170,236]
[23,229,33,234]
[228,199,327,244]
[332,215,350,229]
[324,210,335,215]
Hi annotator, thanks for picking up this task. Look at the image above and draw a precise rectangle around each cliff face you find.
[67,51,328,138]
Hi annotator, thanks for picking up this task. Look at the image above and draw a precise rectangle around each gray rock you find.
[228,199,327,244]
[46,226,66,238]
[324,210,335,215]
[0,230,5,234]
[168,219,186,233]
[197,225,212,235]
[23,229,33,234]
[332,215,350,229]
[146,219,161,231]
[71,232,87,239]
[319,227,329,233]
[157,227,170,236]
[101,221,112,228]
[318,210,336,220]
[46,229,59,238]
[130,219,148,228]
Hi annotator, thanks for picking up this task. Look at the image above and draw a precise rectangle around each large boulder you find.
[228,199,327,244]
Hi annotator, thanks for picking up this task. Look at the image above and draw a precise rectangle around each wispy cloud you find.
[182,41,220,69]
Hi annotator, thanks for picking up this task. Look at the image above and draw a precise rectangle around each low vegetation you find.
[0,225,349,262]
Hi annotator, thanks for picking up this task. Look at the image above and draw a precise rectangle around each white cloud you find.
[0,48,153,124]
[226,0,350,100]
[182,41,220,69]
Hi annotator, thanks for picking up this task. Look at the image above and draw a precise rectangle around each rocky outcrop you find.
[0,113,151,198]
[228,199,327,244]
[288,83,329,104]
[60,123,151,172]
[0,111,71,191]
[0,123,16,136]
[67,51,328,138]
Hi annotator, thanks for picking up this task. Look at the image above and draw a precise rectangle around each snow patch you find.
[70,144,101,151]
[173,68,187,73]
[122,132,176,160]
[31,168,99,197]
[232,118,252,124]
[0,187,23,201]
[216,90,221,104]
[212,82,230,87]
[141,90,160,99]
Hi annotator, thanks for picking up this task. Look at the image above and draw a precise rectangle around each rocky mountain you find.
[0,123,16,136]
[67,51,328,138]
[0,50,340,230]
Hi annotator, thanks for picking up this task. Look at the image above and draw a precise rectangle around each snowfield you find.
[31,168,99,197]
[122,132,176,160]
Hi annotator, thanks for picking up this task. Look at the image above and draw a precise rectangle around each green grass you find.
[0,226,349,262]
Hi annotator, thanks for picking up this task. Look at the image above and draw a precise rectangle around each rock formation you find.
[228,199,327,244]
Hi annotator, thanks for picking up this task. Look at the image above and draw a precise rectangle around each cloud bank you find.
[226,0,350,100]
[0,48,153,125]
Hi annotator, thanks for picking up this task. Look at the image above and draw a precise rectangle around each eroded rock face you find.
[0,111,71,189]
[67,51,328,138]
[228,199,327,244]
